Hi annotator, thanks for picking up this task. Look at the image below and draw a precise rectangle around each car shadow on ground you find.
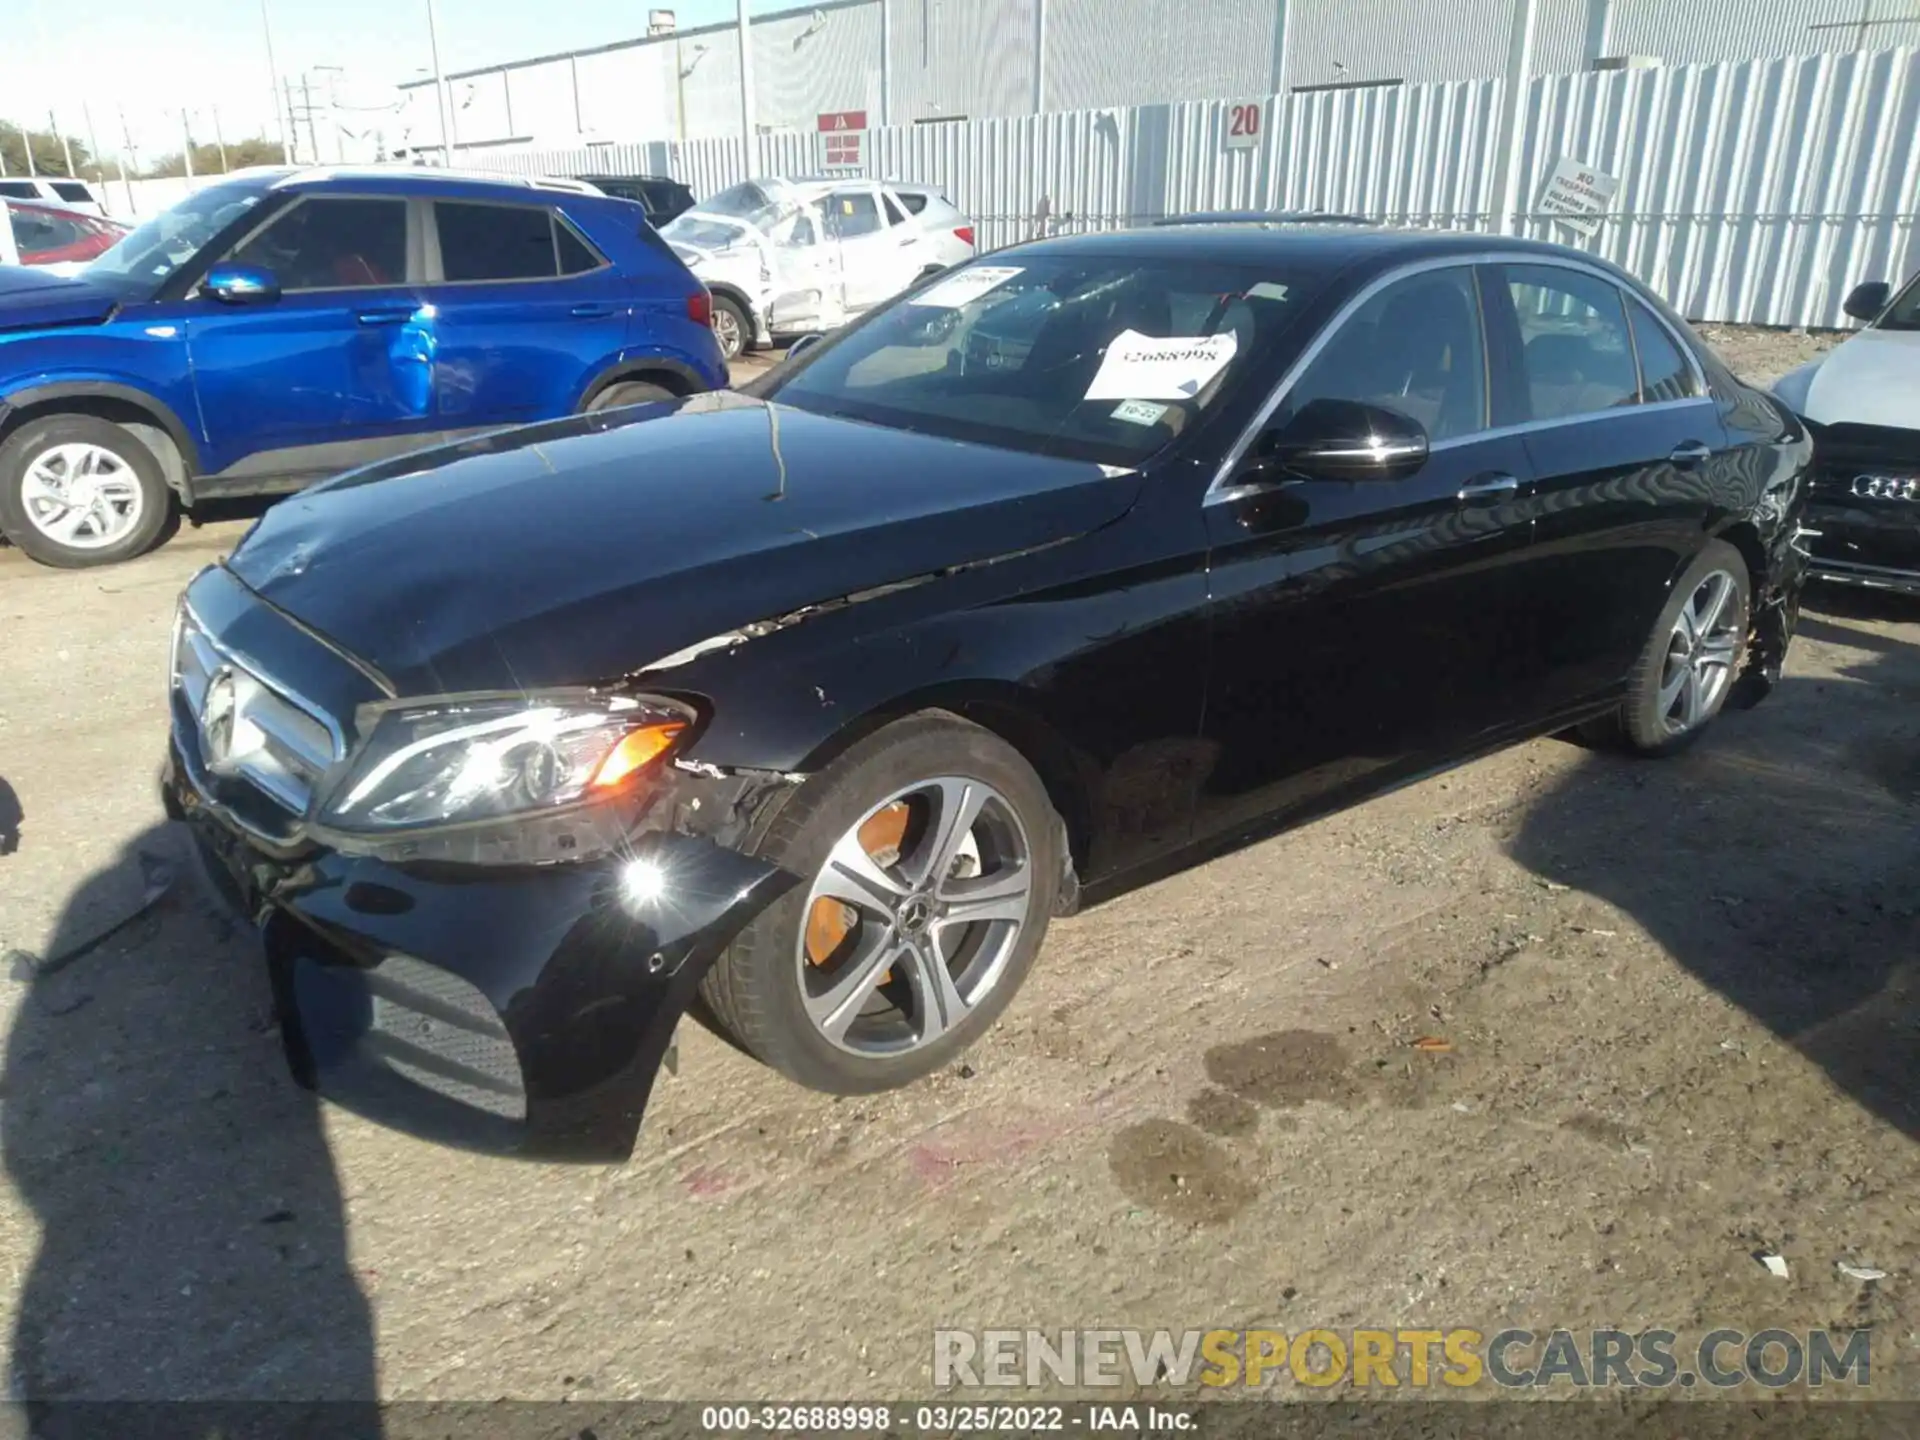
[1510,586,1920,1139]
[0,779,19,857]
[2,823,379,1422]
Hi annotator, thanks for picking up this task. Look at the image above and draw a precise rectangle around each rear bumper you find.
[163,741,793,1161]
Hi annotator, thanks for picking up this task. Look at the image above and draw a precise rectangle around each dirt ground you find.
[1,331,1917,1409]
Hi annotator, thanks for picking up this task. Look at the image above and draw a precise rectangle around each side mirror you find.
[1253,398,1429,483]
[786,332,826,359]
[1843,281,1891,323]
[203,263,281,305]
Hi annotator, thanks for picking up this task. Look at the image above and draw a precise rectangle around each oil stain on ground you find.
[1204,1029,1358,1108]
[1108,1118,1259,1225]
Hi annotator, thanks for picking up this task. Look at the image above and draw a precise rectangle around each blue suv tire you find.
[0,413,174,569]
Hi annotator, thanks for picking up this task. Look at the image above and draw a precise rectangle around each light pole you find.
[425,0,457,165]
[737,0,757,177]
[260,0,293,163]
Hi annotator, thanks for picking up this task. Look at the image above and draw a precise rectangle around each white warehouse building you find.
[394,0,1920,155]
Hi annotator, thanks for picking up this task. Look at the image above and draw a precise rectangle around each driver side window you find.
[225,197,408,293]
[1281,267,1489,442]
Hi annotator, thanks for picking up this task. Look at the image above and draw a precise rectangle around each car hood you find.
[0,267,119,333]
[225,393,1143,697]
[1798,328,1920,431]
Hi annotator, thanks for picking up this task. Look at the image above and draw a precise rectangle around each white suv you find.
[0,177,108,218]
[661,177,976,358]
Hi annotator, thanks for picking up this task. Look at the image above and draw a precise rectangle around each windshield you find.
[82,181,269,298]
[764,256,1315,465]
[662,216,752,252]
[690,181,787,229]
[1879,271,1920,331]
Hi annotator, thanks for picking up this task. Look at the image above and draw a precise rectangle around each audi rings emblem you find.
[1851,474,1920,501]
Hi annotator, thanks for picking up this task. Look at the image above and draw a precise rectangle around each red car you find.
[1,198,128,271]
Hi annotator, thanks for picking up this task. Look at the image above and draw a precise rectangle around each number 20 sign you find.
[1225,100,1265,150]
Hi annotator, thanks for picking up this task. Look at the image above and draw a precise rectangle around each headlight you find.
[317,694,688,833]
[1770,359,1821,415]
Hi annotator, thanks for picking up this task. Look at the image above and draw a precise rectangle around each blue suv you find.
[0,167,727,567]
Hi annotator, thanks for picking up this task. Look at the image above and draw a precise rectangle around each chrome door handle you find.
[356,308,410,326]
[1670,440,1714,466]
[1457,473,1520,503]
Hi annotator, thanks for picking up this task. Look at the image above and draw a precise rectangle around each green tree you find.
[0,121,92,180]
[141,137,289,179]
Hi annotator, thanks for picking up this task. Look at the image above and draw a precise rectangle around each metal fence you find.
[474,46,1920,330]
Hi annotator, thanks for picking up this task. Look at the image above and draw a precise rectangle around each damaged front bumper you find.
[1803,495,1920,597]
[162,739,794,1162]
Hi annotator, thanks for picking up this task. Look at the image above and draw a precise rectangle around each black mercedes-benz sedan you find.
[163,223,1812,1160]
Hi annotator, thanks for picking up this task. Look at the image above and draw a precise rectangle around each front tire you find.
[0,414,173,568]
[1610,540,1752,756]
[701,712,1061,1094]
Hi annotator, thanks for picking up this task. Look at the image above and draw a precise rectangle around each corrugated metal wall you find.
[481,46,1920,330]
[1046,0,1273,111]
[404,0,1920,151]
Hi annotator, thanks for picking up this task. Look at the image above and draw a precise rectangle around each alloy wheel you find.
[19,442,144,550]
[712,307,743,359]
[1657,569,1746,736]
[794,777,1033,1057]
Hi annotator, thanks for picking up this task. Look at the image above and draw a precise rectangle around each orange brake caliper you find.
[805,800,913,976]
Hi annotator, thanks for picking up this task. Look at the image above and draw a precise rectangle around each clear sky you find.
[1,0,795,161]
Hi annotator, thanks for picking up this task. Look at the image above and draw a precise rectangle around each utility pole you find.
[301,74,321,166]
[1492,0,1538,236]
[51,109,76,176]
[118,108,141,210]
[23,127,37,177]
[425,0,457,164]
[283,78,302,163]
[1031,0,1046,113]
[260,0,293,163]
[81,102,103,184]
[738,0,757,177]
[182,111,196,179]
[212,106,230,172]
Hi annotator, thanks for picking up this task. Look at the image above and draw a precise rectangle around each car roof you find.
[1004,222,1623,280]
[220,165,605,201]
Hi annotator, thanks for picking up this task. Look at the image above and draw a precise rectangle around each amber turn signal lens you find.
[590,721,686,789]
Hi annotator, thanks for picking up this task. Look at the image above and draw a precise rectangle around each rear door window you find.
[435,201,560,282]
[556,219,604,275]
[52,182,93,204]
[1625,300,1701,403]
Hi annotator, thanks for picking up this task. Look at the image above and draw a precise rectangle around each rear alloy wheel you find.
[0,414,173,568]
[1616,540,1751,755]
[701,713,1060,1093]
[711,295,749,361]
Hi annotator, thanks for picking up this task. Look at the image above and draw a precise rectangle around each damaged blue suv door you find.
[0,168,727,568]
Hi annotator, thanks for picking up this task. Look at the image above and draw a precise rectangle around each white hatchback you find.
[661,177,977,359]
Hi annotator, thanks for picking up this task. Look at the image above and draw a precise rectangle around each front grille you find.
[1850,474,1920,502]
[174,608,341,818]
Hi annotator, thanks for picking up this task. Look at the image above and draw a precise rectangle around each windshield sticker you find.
[1248,281,1291,302]
[908,265,1025,308]
[1111,399,1170,426]
[1085,329,1239,401]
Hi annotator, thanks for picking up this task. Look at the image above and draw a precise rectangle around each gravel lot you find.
[1,332,1917,1408]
